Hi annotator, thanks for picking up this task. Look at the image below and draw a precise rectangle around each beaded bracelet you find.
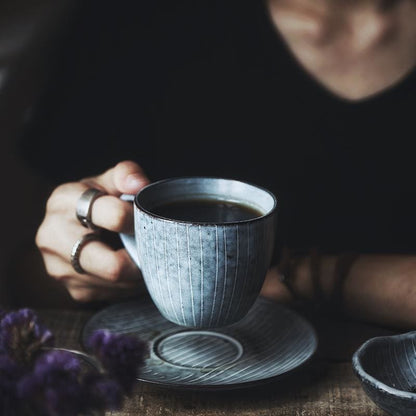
[278,247,359,313]
[277,247,307,302]
[310,247,324,307]
[330,252,360,313]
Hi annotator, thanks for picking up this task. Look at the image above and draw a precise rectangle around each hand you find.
[35,161,150,302]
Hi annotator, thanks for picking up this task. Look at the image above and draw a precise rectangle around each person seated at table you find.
[19,0,416,329]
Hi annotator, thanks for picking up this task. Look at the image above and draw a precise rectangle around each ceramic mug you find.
[121,177,277,328]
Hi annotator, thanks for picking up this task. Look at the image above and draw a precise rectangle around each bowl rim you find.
[352,330,416,401]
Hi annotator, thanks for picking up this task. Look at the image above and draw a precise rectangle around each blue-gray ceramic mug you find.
[120,177,277,328]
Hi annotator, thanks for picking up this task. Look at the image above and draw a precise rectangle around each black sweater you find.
[19,0,416,255]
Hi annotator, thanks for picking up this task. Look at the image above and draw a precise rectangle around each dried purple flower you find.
[0,309,54,365]
[0,354,26,415]
[87,330,148,393]
[0,309,148,415]
[18,350,84,416]
[83,372,123,411]
[32,349,81,377]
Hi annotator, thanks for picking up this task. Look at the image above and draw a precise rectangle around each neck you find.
[267,0,416,100]
[271,0,407,13]
[268,0,411,42]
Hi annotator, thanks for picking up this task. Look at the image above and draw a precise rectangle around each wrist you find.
[280,252,345,303]
[291,254,337,300]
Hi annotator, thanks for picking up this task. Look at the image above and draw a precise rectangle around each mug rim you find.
[134,176,277,226]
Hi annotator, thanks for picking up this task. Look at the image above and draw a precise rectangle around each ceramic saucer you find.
[81,296,318,390]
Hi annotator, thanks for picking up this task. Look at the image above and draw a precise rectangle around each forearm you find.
[343,255,416,329]
[263,254,416,330]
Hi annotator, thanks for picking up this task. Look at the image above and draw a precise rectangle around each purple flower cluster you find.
[0,308,148,416]
[87,330,148,394]
[0,308,53,364]
[0,354,25,415]
[18,350,84,416]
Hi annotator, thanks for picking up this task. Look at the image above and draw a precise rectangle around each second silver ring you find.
[70,233,101,274]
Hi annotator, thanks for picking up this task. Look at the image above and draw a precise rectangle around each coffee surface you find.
[151,199,262,223]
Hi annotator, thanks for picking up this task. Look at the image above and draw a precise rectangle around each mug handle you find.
[119,193,141,268]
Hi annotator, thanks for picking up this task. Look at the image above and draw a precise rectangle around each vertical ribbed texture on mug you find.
[136,211,275,328]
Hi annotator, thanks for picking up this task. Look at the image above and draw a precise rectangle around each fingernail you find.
[125,173,145,190]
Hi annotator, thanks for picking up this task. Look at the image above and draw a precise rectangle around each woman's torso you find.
[21,0,416,254]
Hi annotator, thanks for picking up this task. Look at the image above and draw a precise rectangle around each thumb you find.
[89,160,150,195]
[113,160,151,194]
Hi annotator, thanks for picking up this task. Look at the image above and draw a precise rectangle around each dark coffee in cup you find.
[152,199,263,223]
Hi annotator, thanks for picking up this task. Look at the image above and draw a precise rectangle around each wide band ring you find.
[70,233,101,274]
[76,188,106,230]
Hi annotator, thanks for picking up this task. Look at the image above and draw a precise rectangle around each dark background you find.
[0,0,77,308]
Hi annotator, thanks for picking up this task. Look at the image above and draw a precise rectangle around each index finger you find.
[90,195,134,233]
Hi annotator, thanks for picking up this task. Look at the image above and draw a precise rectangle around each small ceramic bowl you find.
[352,331,416,416]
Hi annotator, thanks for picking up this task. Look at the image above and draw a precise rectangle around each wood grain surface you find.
[36,305,397,415]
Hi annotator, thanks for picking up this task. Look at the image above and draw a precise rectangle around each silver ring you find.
[76,188,106,230]
[70,233,100,274]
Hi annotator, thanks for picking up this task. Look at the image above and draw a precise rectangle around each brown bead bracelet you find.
[330,252,360,313]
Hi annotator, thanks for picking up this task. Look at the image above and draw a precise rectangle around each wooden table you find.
[36,305,397,416]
